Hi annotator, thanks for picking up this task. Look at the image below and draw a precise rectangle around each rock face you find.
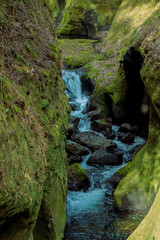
[66,141,89,156]
[72,131,116,152]
[87,149,122,166]
[68,164,90,191]
[0,1,70,240]
[57,0,122,38]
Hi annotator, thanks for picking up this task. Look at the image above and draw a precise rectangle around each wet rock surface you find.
[66,141,89,156]
[87,149,122,166]
[118,132,134,143]
[72,131,117,152]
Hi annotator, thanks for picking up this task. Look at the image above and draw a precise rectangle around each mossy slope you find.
[0,0,70,239]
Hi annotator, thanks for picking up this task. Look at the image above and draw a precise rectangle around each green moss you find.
[70,163,89,181]
[59,39,104,67]
[0,1,70,239]
[57,0,122,37]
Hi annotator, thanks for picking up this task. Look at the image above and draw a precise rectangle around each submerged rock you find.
[87,149,122,166]
[68,163,90,191]
[72,131,116,152]
[66,140,89,156]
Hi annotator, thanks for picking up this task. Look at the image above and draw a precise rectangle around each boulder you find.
[66,140,89,156]
[102,130,116,140]
[118,132,134,143]
[72,131,116,152]
[118,123,133,133]
[88,108,105,121]
[91,119,111,133]
[68,163,90,191]
[87,149,122,166]
[68,155,82,165]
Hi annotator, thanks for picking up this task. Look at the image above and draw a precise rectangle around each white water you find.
[62,69,146,240]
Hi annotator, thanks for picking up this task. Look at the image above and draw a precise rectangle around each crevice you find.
[123,45,150,137]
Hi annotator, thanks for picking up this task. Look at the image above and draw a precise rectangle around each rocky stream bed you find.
[62,69,146,240]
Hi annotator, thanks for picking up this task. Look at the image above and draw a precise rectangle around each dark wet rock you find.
[118,123,133,133]
[118,132,134,143]
[66,140,89,156]
[67,123,78,139]
[81,75,94,95]
[109,172,123,189]
[91,119,111,133]
[68,163,90,191]
[101,129,115,139]
[70,103,81,111]
[68,155,82,165]
[72,131,116,152]
[70,116,80,128]
[88,108,105,121]
[84,95,98,113]
[87,149,122,166]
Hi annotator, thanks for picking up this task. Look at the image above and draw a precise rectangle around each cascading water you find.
[62,69,146,240]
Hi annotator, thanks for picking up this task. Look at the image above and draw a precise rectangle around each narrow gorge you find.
[0,0,160,240]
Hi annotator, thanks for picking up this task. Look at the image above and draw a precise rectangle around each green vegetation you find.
[57,0,122,37]
[59,39,104,68]
[0,0,70,239]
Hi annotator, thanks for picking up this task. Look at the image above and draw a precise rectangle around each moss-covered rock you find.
[59,39,104,68]
[0,0,70,239]
[68,163,90,191]
[57,0,122,38]
[127,187,160,240]
[85,1,160,122]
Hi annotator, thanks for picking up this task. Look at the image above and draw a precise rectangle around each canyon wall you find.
[0,0,70,239]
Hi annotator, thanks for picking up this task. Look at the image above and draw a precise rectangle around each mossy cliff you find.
[57,0,122,38]
[0,1,70,240]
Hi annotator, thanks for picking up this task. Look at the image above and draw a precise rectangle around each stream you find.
[62,69,146,240]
